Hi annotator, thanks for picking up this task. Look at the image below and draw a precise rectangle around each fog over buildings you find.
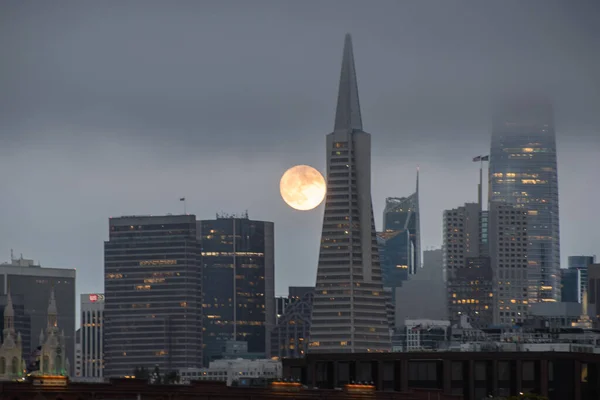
[1,0,599,301]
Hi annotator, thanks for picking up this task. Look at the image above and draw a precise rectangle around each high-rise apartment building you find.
[489,101,560,302]
[0,256,75,372]
[80,293,104,381]
[104,215,202,377]
[198,215,275,364]
[308,34,390,353]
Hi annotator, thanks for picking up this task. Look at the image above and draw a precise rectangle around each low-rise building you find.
[179,358,281,386]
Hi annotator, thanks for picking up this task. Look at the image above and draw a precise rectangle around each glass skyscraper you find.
[198,215,275,365]
[380,171,421,290]
[489,101,560,302]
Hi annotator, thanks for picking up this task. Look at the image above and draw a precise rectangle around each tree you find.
[163,370,180,384]
[133,366,150,380]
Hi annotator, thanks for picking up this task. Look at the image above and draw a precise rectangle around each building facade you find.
[444,203,493,327]
[80,293,104,381]
[488,202,529,326]
[562,268,581,303]
[309,34,390,353]
[270,290,313,359]
[0,256,75,373]
[198,215,275,364]
[104,215,202,377]
[489,100,560,302]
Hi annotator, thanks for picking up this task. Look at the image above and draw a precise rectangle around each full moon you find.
[280,165,327,211]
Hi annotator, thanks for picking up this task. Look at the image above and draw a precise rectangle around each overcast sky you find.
[1,0,599,301]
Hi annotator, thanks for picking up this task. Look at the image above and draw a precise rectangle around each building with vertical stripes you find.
[80,293,104,381]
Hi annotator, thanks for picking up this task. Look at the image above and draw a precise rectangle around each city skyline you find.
[1,1,599,304]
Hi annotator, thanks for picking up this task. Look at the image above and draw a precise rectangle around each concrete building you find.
[309,34,390,354]
[393,248,446,327]
[104,215,202,377]
[488,202,529,326]
[80,293,104,381]
[489,100,560,302]
[444,203,493,327]
[0,256,75,373]
[198,214,275,364]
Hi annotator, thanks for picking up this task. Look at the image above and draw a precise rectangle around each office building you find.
[393,248,446,327]
[104,215,202,377]
[309,34,390,353]
[444,200,528,327]
[198,214,275,364]
[0,255,75,372]
[567,255,596,303]
[381,170,421,282]
[562,268,581,303]
[80,293,104,381]
[489,100,560,302]
[444,203,493,327]
[270,289,313,359]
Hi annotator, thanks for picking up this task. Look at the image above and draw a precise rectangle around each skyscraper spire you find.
[334,33,363,133]
[309,34,390,354]
[48,287,58,328]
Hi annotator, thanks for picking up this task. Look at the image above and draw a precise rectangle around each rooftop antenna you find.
[10,249,13,261]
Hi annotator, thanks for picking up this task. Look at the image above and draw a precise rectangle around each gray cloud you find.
[0,0,599,300]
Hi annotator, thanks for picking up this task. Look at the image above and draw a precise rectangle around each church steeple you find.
[333,33,363,133]
[3,291,15,335]
[47,287,58,328]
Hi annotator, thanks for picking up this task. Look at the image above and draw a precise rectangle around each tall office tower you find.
[0,256,75,372]
[567,256,596,303]
[489,101,560,302]
[443,204,494,328]
[80,293,104,381]
[381,171,421,282]
[104,215,202,377]
[198,214,275,364]
[488,202,529,325]
[308,34,390,353]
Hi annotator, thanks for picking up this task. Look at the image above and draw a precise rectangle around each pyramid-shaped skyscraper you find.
[308,34,391,353]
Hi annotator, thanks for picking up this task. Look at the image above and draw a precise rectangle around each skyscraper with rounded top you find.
[308,34,391,353]
[489,99,560,302]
